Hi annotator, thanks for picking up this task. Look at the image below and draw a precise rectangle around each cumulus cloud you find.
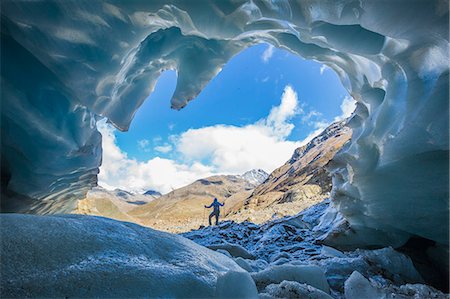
[175,124,301,174]
[334,96,356,121]
[265,86,300,137]
[175,86,307,174]
[154,144,173,153]
[137,139,151,152]
[262,45,274,63]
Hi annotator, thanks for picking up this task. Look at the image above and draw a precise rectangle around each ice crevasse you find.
[1,0,448,257]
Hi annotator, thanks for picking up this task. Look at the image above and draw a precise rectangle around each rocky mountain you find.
[240,169,269,186]
[128,174,257,233]
[143,190,162,197]
[110,188,159,204]
[226,120,352,223]
[74,186,157,221]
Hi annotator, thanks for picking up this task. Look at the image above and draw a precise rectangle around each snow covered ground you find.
[1,214,257,298]
[183,200,448,298]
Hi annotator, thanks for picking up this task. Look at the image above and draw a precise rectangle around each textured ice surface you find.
[184,201,447,298]
[0,213,255,298]
[344,271,447,299]
[1,1,448,251]
[251,264,330,293]
[260,281,333,299]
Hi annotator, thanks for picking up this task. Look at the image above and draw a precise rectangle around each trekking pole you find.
[202,207,206,226]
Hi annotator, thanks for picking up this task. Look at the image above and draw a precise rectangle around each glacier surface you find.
[0,213,255,298]
[1,0,448,254]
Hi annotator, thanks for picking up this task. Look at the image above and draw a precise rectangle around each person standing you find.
[204,198,224,225]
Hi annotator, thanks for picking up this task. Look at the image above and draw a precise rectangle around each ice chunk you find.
[360,247,424,284]
[269,252,292,263]
[207,242,255,259]
[260,281,333,299]
[216,249,233,258]
[234,257,253,272]
[251,264,330,294]
[317,246,424,293]
[1,214,251,298]
[345,271,447,299]
[320,246,346,258]
[215,270,258,298]
[344,271,382,299]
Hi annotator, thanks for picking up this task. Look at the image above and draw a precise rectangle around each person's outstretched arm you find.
[204,203,212,208]
[220,202,224,206]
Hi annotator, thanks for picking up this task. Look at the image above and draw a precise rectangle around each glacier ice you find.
[260,281,333,299]
[207,242,256,259]
[0,213,253,298]
[344,271,385,299]
[251,264,330,294]
[1,0,448,258]
[215,270,258,299]
[344,271,447,299]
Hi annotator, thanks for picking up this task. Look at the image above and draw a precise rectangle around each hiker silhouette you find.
[204,198,224,225]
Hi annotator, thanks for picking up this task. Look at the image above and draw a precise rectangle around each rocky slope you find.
[128,170,268,233]
[226,120,351,223]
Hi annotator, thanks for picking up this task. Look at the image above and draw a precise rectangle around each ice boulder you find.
[251,264,330,294]
[317,246,425,293]
[207,242,256,259]
[260,281,333,299]
[215,271,258,298]
[344,271,383,299]
[0,214,254,298]
[344,271,446,299]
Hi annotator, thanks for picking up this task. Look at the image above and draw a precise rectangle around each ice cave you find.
[1,0,448,298]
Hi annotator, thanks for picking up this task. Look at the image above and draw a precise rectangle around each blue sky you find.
[98,44,354,193]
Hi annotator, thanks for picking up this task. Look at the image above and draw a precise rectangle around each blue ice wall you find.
[1,1,448,250]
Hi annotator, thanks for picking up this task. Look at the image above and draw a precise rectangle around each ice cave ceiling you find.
[1,0,448,251]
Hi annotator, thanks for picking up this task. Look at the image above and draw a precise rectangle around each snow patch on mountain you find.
[240,169,269,186]
[143,190,162,198]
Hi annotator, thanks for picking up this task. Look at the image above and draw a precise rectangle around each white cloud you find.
[175,124,301,174]
[261,76,270,83]
[175,86,309,174]
[154,144,173,153]
[261,45,274,63]
[320,64,329,75]
[265,85,301,137]
[137,139,151,152]
[301,110,322,124]
[334,96,356,121]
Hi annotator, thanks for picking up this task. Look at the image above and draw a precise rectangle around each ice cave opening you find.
[95,42,352,197]
[1,0,448,297]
